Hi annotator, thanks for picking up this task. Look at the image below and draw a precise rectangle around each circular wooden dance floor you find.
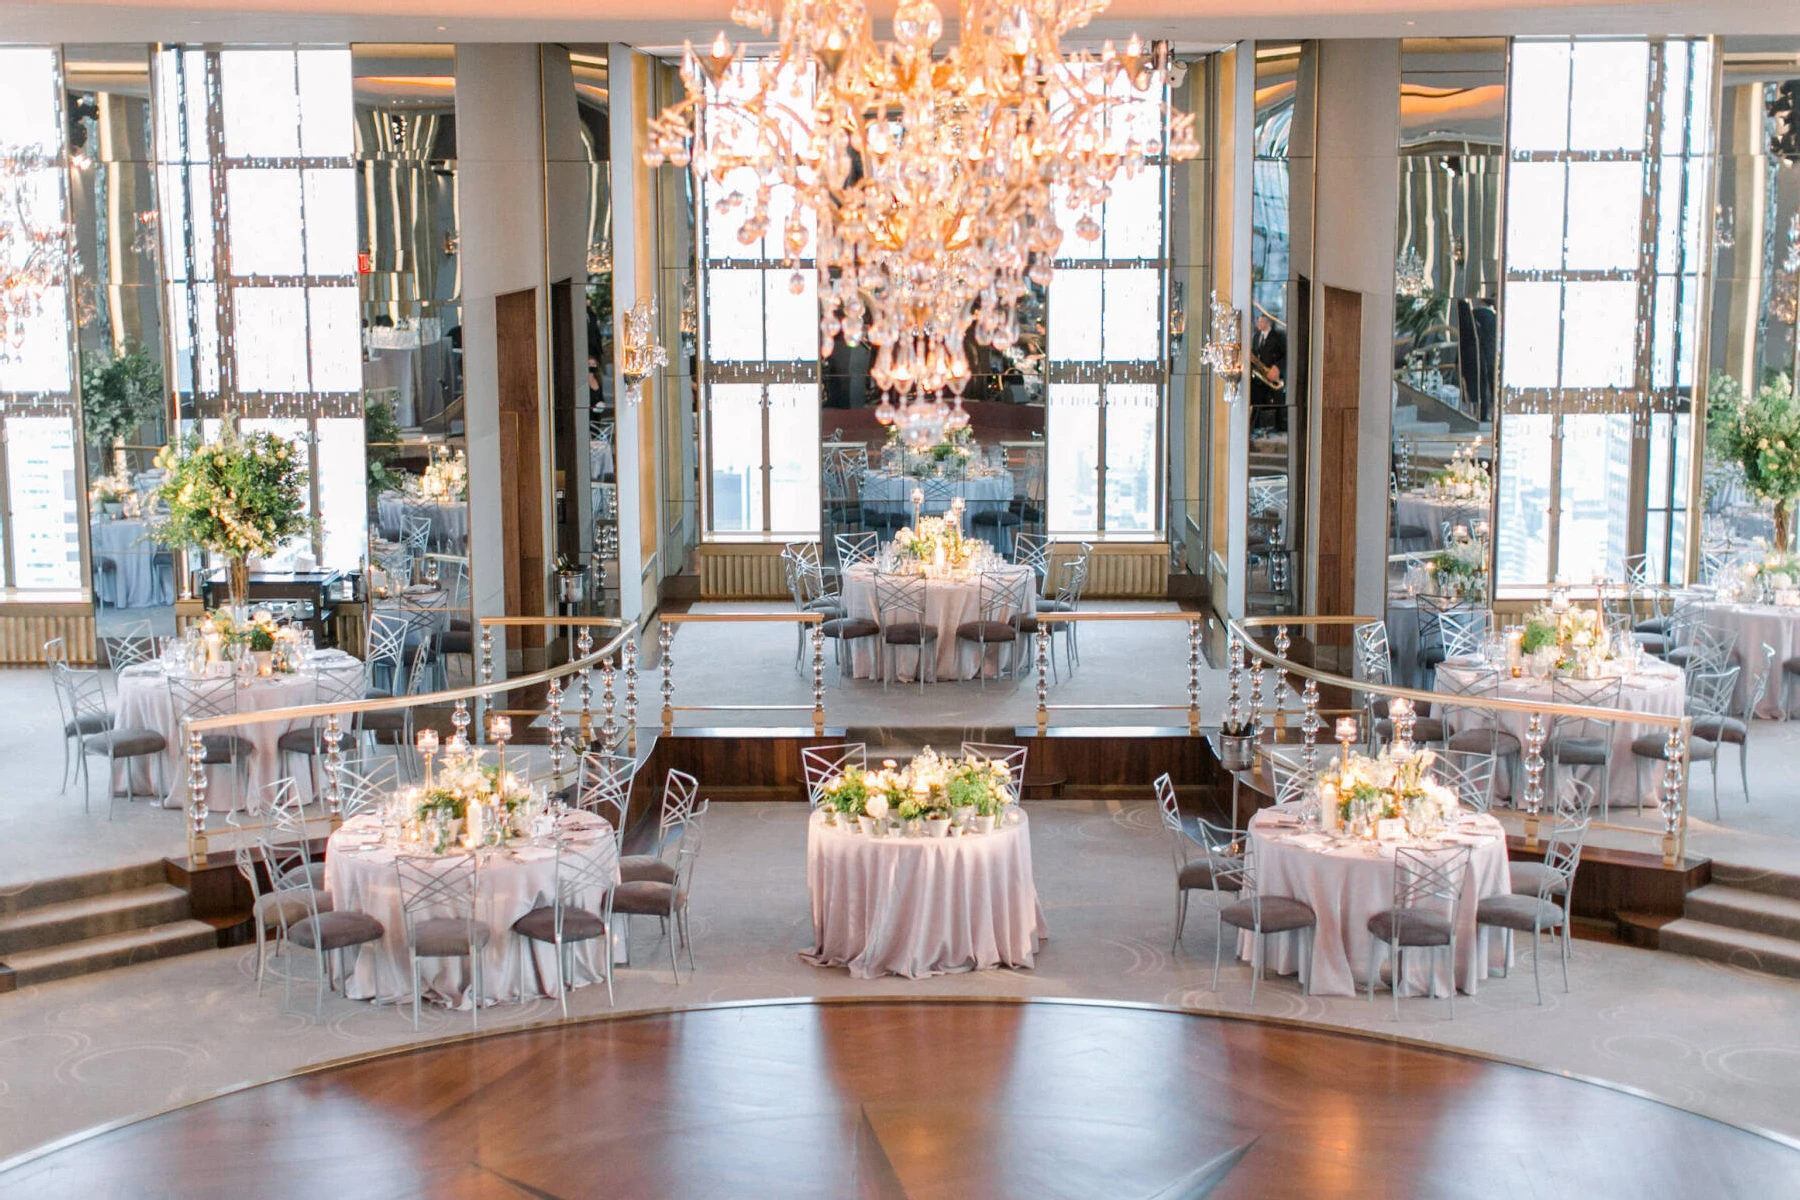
[4,1000,1794,1198]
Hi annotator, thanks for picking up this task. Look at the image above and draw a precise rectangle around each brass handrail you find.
[658,612,826,735]
[176,621,637,867]
[1225,614,1693,868]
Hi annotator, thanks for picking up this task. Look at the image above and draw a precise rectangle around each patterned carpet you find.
[3,800,1800,1168]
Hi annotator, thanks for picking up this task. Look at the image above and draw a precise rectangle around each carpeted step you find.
[2,920,218,989]
[1708,862,1800,903]
[1657,918,1800,981]
[0,861,166,916]
[1684,885,1800,942]
[0,884,192,956]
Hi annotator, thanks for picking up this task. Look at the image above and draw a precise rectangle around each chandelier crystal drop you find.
[646,0,1198,444]
[0,152,75,363]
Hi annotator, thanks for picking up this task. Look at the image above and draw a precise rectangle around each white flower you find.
[864,794,889,820]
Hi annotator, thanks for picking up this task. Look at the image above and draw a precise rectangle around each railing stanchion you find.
[1661,718,1689,869]
[1226,634,1244,730]
[1249,647,1265,740]
[1186,618,1202,736]
[451,697,471,748]
[1035,625,1051,735]
[477,627,494,739]
[624,634,639,755]
[601,654,618,751]
[1300,680,1320,780]
[659,620,674,735]
[811,622,826,735]
[323,712,344,829]
[1522,712,1546,851]
[547,677,566,788]
[1273,624,1291,732]
[577,626,595,750]
[186,726,208,866]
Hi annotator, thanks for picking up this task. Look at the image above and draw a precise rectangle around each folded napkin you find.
[120,663,165,678]
[511,846,556,862]
[1282,833,1332,850]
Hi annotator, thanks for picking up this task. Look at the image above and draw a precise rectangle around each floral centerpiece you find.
[1426,446,1490,501]
[153,430,313,606]
[817,747,1014,836]
[1520,602,1614,677]
[1738,546,1800,604]
[1427,525,1488,602]
[885,425,985,478]
[894,514,979,572]
[186,607,302,673]
[414,446,468,502]
[88,474,131,517]
[1708,371,1800,548]
[1319,746,1459,839]
[411,752,539,852]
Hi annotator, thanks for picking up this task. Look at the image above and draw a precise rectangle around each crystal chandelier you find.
[0,152,75,363]
[645,0,1198,445]
[1394,246,1426,297]
[619,297,669,403]
[1197,290,1242,400]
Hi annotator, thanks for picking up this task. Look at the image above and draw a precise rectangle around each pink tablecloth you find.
[1701,602,1800,719]
[1239,808,1510,998]
[840,562,1037,682]
[802,808,1047,979]
[324,811,619,1008]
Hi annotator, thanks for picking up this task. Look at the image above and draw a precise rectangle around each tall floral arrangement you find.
[1709,371,1800,548]
[152,430,312,605]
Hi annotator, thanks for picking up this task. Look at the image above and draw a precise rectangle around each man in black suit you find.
[1250,312,1287,436]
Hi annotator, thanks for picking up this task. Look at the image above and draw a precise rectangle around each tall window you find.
[154,46,365,569]
[1496,37,1710,587]
[1046,75,1171,537]
[698,64,819,538]
[0,47,82,590]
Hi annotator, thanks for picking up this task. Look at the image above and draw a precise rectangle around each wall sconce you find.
[1197,290,1243,402]
[1167,280,1186,362]
[619,297,669,403]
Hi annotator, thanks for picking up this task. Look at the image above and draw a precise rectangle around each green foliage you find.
[364,399,406,503]
[1394,289,1447,349]
[152,430,314,561]
[1520,616,1559,655]
[1709,371,1800,503]
[80,343,164,451]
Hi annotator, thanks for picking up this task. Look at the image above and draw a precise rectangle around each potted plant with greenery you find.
[1709,371,1800,549]
[153,429,313,607]
[80,343,164,475]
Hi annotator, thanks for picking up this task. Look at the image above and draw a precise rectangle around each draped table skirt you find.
[1239,808,1510,997]
[1700,602,1800,719]
[841,563,1037,682]
[324,812,619,1008]
[803,809,1047,980]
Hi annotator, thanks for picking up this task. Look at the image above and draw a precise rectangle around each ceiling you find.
[3,0,1798,49]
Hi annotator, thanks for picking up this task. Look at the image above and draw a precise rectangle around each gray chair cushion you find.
[970,509,1020,527]
[1553,736,1609,765]
[255,890,332,928]
[408,916,491,956]
[611,879,683,917]
[1418,646,1447,669]
[1395,524,1430,541]
[820,617,880,640]
[289,910,385,951]
[1477,893,1564,932]
[619,853,676,885]
[1447,727,1521,756]
[1509,862,1568,898]
[956,620,1019,643]
[1691,715,1747,745]
[199,733,254,763]
[361,710,409,732]
[511,905,606,943]
[277,861,328,892]
[1635,617,1672,634]
[1219,895,1315,934]
[65,712,114,737]
[439,630,473,654]
[1367,907,1453,947]
[1178,856,1241,891]
[1784,656,1800,676]
[1630,732,1715,760]
[83,728,167,757]
[276,728,319,754]
[881,623,936,645]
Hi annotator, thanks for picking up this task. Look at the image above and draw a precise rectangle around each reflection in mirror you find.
[352,44,469,684]
[1708,40,1800,548]
[1386,38,1503,678]
[67,45,177,647]
[1166,55,1212,593]
[569,46,617,619]
[1245,42,1315,615]
[655,58,699,583]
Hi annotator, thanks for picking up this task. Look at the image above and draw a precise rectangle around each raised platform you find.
[3,999,1793,1196]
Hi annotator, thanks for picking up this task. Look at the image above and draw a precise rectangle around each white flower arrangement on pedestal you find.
[1426,446,1490,501]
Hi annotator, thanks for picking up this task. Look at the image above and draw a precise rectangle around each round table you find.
[324,810,619,1008]
[377,493,468,551]
[112,649,363,811]
[89,518,172,610]
[840,561,1036,682]
[802,808,1047,979]
[1242,806,1510,997]
[858,470,1014,517]
[1700,601,1799,718]
[1433,659,1685,811]
[1393,492,1486,549]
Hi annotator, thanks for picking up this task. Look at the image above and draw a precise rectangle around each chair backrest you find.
[1354,621,1391,681]
[101,620,158,670]
[1153,772,1180,833]
[1392,845,1472,916]
[783,541,822,572]
[834,531,879,570]
[1549,675,1622,743]
[258,777,307,834]
[1266,751,1309,806]
[960,742,1028,797]
[311,659,366,709]
[1683,624,1738,674]
[43,637,67,666]
[1052,557,1089,610]
[1437,664,1501,730]
[336,756,399,818]
[1195,815,1249,897]
[402,637,437,696]
[1537,806,1593,903]
[871,572,928,628]
[577,751,638,838]
[394,853,481,945]
[403,515,432,554]
[552,835,616,923]
[922,475,959,513]
[1435,751,1496,813]
[670,799,710,896]
[975,571,1031,624]
[256,832,323,931]
[660,768,702,832]
[1686,664,1740,721]
[801,742,867,806]
[61,665,111,728]
[1623,553,1651,589]
[168,673,239,724]
[1012,532,1052,582]
[366,612,410,683]
[1748,642,1777,719]
[1554,775,1596,822]
[1418,596,1484,654]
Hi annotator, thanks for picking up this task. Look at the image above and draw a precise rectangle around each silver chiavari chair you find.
[1366,844,1472,1019]
[394,853,489,1030]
